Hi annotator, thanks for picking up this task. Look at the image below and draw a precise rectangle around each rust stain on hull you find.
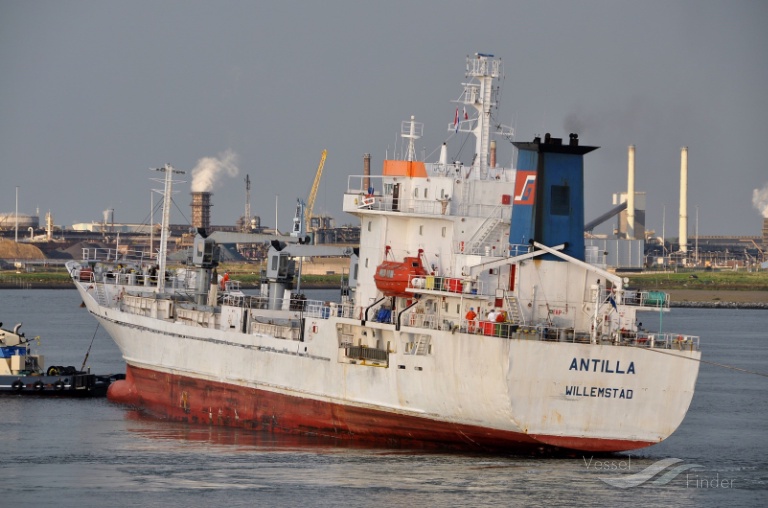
[109,365,655,453]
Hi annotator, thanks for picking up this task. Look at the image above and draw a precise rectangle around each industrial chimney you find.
[763,218,768,251]
[191,192,213,232]
[363,153,371,194]
[679,147,688,253]
[627,145,635,240]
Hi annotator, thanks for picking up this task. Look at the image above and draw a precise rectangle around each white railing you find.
[221,294,355,320]
[394,313,700,351]
[80,247,151,264]
[346,175,513,220]
[408,274,483,296]
[620,289,671,309]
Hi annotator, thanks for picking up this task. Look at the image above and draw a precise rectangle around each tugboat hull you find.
[0,372,121,397]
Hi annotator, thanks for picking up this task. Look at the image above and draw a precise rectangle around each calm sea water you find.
[1,289,766,507]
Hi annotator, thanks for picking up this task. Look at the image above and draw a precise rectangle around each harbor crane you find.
[306,149,328,231]
[292,149,327,240]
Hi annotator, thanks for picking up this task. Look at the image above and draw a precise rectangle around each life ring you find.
[34,380,44,391]
[12,379,24,391]
[54,380,65,391]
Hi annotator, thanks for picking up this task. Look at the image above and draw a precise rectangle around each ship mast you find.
[153,164,185,293]
[402,115,423,162]
[453,53,508,177]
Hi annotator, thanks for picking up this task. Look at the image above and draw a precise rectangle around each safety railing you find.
[397,313,700,350]
[80,247,151,264]
[407,274,483,296]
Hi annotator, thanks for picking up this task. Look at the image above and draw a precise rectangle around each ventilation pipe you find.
[439,143,448,165]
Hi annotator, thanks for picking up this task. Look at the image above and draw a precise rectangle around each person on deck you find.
[465,307,477,333]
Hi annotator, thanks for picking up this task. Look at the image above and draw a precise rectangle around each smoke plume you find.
[563,111,591,136]
[191,149,240,192]
[753,183,768,218]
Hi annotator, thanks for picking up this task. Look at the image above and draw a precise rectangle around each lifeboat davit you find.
[374,255,427,298]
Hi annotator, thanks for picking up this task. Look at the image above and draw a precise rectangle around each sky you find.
[1,0,767,238]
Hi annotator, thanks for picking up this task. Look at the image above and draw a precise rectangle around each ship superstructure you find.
[66,54,700,453]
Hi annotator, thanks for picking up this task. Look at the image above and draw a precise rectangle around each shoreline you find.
[663,289,767,309]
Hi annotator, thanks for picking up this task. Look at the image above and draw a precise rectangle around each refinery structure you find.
[0,152,361,268]
[1,148,767,270]
[584,145,767,270]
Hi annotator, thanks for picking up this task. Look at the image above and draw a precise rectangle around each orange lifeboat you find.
[374,249,428,298]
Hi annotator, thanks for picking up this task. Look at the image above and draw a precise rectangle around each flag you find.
[454,107,459,133]
[608,296,617,310]
[463,107,468,120]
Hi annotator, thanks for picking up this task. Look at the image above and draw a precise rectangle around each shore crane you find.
[306,149,328,231]
[291,149,327,240]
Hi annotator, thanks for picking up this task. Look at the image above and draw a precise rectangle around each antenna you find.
[401,116,423,162]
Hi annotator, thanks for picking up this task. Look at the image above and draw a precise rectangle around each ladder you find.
[94,283,108,307]
[504,293,525,325]
[465,204,506,254]
[411,334,431,355]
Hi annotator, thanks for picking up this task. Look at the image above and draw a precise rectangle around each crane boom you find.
[305,149,327,230]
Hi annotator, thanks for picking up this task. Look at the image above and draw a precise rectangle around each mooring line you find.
[80,322,101,371]
[629,344,768,378]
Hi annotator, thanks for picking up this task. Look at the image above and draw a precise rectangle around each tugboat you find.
[0,321,119,397]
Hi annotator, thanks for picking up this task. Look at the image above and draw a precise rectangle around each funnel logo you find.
[590,457,704,489]
[513,171,536,204]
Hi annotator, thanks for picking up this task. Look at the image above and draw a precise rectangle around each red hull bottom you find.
[108,365,654,454]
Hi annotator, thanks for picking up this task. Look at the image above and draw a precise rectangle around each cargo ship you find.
[66,54,701,453]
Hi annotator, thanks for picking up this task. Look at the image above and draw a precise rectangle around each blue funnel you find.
[509,133,597,261]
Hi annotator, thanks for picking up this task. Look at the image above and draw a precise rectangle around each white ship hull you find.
[71,278,699,452]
